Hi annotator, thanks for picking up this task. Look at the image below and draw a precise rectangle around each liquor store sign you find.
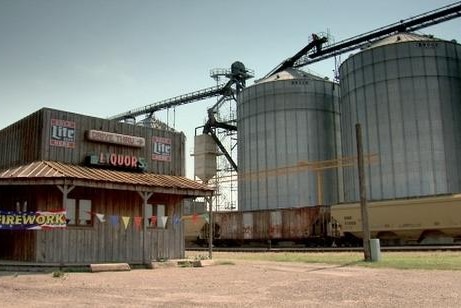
[86,152,147,171]
[86,130,145,148]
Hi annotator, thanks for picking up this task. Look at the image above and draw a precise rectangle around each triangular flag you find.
[134,216,142,230]
[192,213,198,224]
[95,213,105,223]
[159,216,168,228]
[110,215,119,227]
[150,215,157,227]
[121,216,130,230]
[173,214,181,225]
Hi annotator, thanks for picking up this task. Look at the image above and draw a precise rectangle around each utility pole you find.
[355,123,371,261]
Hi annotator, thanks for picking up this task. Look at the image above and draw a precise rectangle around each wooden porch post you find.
[138,191,153,265]
[57,184,75,267]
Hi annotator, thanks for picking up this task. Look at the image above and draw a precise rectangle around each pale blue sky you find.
[1,0,460,177]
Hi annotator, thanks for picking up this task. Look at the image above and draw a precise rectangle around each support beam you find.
[138,191,153,265]
[205,195,213,259]
[57,184,75,267]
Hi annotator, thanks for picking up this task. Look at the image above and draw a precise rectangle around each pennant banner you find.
[95,213,105,223]
[121,216,130,230]
[159,216,168,228]
[134,216,142,230]
[0,208,182,232]
[173,214,181,225]
[0,209,66,230]
[110,215,119,227]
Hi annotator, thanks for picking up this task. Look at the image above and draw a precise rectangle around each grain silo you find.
[237,68,341,211]
[340,33,461,202]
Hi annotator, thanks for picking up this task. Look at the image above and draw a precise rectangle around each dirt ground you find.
[0,260,460,307]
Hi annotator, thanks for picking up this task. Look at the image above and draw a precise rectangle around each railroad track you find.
[186,245,461,253]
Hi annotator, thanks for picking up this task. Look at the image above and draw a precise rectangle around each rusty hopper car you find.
[185,195,461,248]
[185,206,339,247]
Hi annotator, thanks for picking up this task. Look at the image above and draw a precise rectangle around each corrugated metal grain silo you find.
[237,68,341,211]
[340,33,461,202]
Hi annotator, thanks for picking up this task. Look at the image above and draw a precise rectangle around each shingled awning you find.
[0,161,214,197]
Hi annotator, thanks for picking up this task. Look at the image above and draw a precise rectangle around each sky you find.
[1,0,460,178]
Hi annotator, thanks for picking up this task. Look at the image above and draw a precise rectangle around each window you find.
[146,204,166,228]
[66,199,92,226]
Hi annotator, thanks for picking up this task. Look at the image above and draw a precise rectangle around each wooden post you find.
[57,184,75,267]
[138,191,153,265]
[355,123,371,262]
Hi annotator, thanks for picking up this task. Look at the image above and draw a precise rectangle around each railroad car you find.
[332,194,461,246]
[184,194,461,247]
[185,206,340,247]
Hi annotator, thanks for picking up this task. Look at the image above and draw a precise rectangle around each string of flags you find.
[0,209,210,231]
[88,212,210,231]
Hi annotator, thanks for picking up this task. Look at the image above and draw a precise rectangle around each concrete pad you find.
[90,263,131,273]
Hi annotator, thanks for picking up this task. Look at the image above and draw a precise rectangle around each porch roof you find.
[0,161,214,197]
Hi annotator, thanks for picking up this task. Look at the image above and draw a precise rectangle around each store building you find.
[0,108,213,266]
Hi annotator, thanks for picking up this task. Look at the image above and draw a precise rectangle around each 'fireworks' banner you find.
[0,210,66,230]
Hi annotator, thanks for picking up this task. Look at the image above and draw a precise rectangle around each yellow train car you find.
[331,194,461,245]
[183,214,208,246]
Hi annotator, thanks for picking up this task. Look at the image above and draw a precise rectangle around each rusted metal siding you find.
[281,207,321,239]
[214,212,243,241]
[214,207,323,242]
[0,186,186,264]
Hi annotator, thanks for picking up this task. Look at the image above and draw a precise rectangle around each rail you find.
[187,245,461,253]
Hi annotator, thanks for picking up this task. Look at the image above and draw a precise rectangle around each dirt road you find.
[1,260,460,307]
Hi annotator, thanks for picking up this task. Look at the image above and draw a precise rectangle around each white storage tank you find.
[238,68,341,211]
[339,33,461,202]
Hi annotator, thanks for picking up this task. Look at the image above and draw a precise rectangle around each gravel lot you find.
[1,260,460,307]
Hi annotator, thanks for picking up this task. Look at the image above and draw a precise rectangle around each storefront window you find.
[66,199,92,226]
[146,204,166,228]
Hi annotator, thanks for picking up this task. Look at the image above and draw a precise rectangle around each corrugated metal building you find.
[0,108,213,266]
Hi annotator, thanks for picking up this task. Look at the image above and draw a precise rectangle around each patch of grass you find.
[207,251,461,271]
[362,252,461,270]
[178,261,194,268]
[52,270,65,278]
